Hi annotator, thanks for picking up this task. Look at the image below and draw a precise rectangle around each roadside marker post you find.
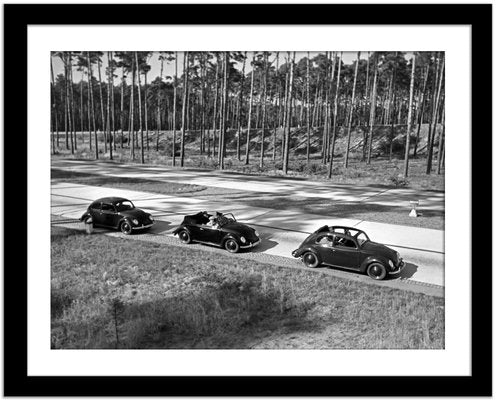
[84,218,94,234]
[409,200,420,217]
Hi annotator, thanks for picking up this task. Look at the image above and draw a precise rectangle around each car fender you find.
[221,233,239,246]
[292,246,316,258]
[359,255,391,273]
[80,211,91,222]
[172,225,189,236]
[118,217,133,229]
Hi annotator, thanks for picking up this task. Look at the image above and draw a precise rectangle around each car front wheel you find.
[224,238,240,253]
[178,230,191,244]
[302,251,320,268]
[366,262,387,280]
[120,220,132,235]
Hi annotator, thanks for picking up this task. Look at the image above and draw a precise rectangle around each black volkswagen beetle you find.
[172,211,260,253]
[80,197,154,235]
[292,225,404,280]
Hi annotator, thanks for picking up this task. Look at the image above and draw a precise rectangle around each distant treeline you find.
[51,51,445,176]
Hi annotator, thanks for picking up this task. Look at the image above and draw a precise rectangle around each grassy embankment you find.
[51,227,444,349]
[52,124,444,191]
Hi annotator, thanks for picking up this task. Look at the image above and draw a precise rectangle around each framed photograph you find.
[4,2,491,396]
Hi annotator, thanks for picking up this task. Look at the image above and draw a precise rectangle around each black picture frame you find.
[4,3,491,396]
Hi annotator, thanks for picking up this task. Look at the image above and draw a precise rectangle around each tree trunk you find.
[366,53,378,164]
[144,70,149,153]
[273,52,280,161]
[245,53,255,164]
[63,54,69,150]
[219,52,228,169]
[107,52,113,160]
[68,56,76,152]
[426,54,444,174]
[212,55,219,158]
[129,56,135,160]
[321,52,331,164]
[87,52,98,159]
[414,64,429,156]
[328,52,342,178]
[362,52,370,159]
[50,56,57,154]
[109,52,116,152]
[436,104,445,174]
[306,52,311,163]
[282,52,294,174]
[120,67,125,149]
[259,52,268,169]
[403,54,416,177]
[172,52,178,166]
[97,57,106,152]
[237,52,247,160]
[180,51,189,167]
[79,77,84,144]
[344,52,360,168]
[326,52,337,163]
[388,52,398,161]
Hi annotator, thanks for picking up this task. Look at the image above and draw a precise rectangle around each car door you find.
[101,202,119,228]
[316,234,338,265]
[89,202,105,226]
[198,225,222,244]
[330,234,360,269]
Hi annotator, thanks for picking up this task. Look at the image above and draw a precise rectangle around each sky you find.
[51,51,364,83]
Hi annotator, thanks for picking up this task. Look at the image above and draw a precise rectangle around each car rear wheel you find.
[302,251,320,268]
[366,262,387,280]
[178,230,191,244]
[224,238,240,253]
[120,220,132,235]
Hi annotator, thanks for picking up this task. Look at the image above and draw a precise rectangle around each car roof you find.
[329,226,367,235]
[93,197,130,204]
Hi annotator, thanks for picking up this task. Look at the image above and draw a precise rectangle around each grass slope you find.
[51,227,444,349]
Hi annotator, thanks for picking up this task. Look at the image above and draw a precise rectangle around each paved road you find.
[51,182,444,289]
[51,159,445,212]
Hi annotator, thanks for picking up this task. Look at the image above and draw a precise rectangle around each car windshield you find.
[217,213,236,226]
[355,232,370,246]
[115,200,135,212]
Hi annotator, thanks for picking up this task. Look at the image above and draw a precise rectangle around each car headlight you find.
[240,236,247,244]
[388,259,395,268]
[254,230,259,237]
[132,219,139,225]
[149,215,154,221]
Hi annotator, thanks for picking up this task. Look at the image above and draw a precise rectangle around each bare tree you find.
[328,52,342,178]
[366,53,379,164]
[344,52,360,168]
[282,52,295,174]
[245,53,256,164]
[180,51,189,167]
[403,54,416,177]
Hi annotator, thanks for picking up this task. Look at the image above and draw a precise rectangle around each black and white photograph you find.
[4,2,491,397]
[49,49,446,350]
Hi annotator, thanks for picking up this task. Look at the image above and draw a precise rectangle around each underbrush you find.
[51,229,444,349]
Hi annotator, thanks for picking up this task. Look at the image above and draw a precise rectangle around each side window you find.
[335,236,357,249]
[316,234,334,247]
[90,202,101,211]
[101,203,115,212]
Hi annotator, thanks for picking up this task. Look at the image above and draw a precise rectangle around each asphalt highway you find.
[50,181,444,296]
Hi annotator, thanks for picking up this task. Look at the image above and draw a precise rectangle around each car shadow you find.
[147,220,172,234]
[251,236,278,253]
[387,262,418,281]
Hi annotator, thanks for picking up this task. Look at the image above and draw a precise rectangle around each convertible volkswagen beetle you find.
[80,197,154,234]
[292,225,404,280]
[172,211,260,253]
